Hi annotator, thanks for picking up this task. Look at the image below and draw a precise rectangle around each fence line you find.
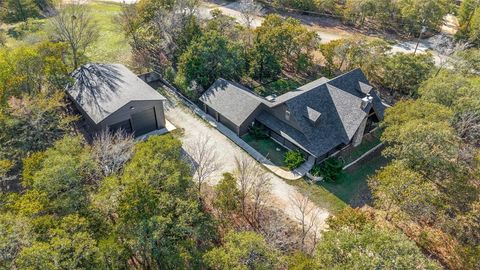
[343,143,384,170]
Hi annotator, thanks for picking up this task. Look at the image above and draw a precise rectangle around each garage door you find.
[206,105,217,119]
[219,114,238,134]
[109,119,133,134]
[131,107,157,136]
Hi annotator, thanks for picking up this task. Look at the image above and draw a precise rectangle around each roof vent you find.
[265,94,277,102]
[361,95,373,110]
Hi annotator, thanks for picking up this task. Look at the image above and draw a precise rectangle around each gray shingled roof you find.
[67,64,165,124]
[199,79,265,126]
[269,69,384,157]
[200,69,386,157]
[269,77,329,104]
[256,111,312,154]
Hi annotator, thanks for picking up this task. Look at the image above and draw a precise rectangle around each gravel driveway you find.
[163,92,330,231]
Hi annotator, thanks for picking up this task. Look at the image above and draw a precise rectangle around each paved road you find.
[102,0,446,63]
[197,1,342,44]
[162,90,330,232]
[197,0,447,64]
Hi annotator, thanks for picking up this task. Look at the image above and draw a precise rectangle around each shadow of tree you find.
[69,64,124,117]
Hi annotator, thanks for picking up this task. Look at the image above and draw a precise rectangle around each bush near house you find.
[248,124,269,139]
[311,157,343,182]
[284,150,305,170]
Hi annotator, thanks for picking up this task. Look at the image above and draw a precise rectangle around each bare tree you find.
[92,129,135,178]
[250,172,271,228]
[454,110,480,146]
[260,209,301,252]
[140,0,198,70]
[430,35,469,76]
[235,154,257,218]
[117,3,142,50]
[234,154,272,229]
[239,0,262,29]
[50,2,99,69]
[290,191,321,252]
[185,135,220,196]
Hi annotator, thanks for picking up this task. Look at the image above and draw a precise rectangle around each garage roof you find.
[199,79,265,126]
[67,63,166,124]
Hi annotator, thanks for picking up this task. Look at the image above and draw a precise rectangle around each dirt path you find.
[162,90,330,232]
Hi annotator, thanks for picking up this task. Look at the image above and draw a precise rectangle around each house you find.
[199,69,386,163]
[67,63,167,137]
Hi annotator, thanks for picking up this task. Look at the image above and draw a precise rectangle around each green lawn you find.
[339,129,382,165]
[242,133,288,169]
[85,2,132,66]
[319,153,388,207]
[2,1,131,66]
[289,150,388,213]
[287,179,348,214]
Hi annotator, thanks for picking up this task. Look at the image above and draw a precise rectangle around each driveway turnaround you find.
[163,89,329,231]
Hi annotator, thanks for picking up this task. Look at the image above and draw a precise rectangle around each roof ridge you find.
[327,68,363,83]
[216,78,267,103]
[325,84,365,142]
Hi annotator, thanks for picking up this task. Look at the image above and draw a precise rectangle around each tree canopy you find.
[204,231,282,270]
[314,208,441,269]
[176,30,245,94]
[376,65,480,268]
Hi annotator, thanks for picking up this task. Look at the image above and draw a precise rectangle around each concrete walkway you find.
[164,87,313,180]
[135,120,177,141]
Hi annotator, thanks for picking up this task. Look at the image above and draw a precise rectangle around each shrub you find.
[249,125,269,139]
[311,157,343,182]
[164,66,176,83]
[7,19,43,39]
[284,150,305,170]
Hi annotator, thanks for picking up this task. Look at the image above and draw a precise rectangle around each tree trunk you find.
[72,47,79,70]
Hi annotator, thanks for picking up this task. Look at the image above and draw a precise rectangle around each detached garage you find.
[199,79,265,136]
[67,63,166,137]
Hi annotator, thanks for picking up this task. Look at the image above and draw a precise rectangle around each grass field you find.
[289,148,388,213]
[319,152,388,207]
[2,1,131,66]
[242,133,288,169]
[85,2,132,66]
[287,178,348,214]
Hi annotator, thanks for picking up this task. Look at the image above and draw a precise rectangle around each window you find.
[285,110,290,121]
